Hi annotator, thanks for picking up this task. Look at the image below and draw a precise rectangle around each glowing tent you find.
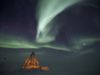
[22,52,49,71]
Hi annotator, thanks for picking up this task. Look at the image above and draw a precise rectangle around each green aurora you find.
[0,35,70,51]
[36,0,80,43]
[0,35,100,52]
[0,0,100,52]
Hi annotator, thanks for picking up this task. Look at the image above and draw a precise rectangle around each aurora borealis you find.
[36,0,80,43]
[0,34,100,52]
[0,35,38,48]
[0,1,100,75]
[0,0,100,52]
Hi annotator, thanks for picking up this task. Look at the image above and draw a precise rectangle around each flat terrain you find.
[0,48,100,75]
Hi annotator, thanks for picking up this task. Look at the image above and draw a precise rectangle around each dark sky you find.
[0,0,38,40]
[0,0,100,43]
[55,0,100,44]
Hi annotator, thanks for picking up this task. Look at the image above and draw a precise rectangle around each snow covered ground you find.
[0,48,100,75]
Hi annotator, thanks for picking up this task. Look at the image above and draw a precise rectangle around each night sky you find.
[56,0,100,43]
[0,0,100,51]
[0,0,38,40]
[0,0,100,75]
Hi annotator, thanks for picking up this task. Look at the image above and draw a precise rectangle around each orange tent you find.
[22,52,49,71]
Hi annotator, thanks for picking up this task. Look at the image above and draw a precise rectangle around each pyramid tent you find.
[22,52,49,71]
